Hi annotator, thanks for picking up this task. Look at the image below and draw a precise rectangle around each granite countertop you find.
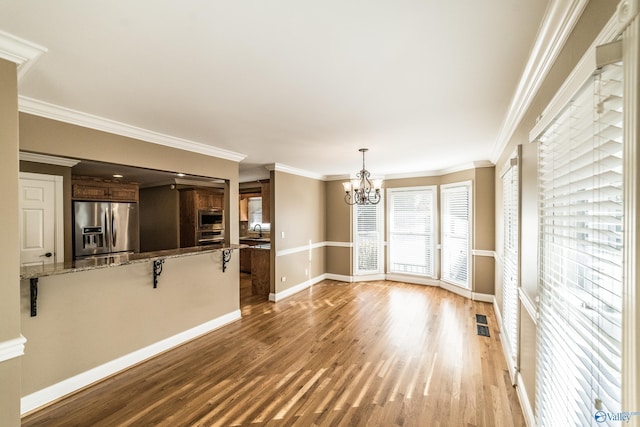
[21,244,245,280]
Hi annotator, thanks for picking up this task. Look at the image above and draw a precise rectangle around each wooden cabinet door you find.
[72,183,110,200]
[239,198,248,221]
[109,184,138,202]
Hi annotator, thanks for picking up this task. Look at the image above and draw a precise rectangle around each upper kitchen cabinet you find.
[72,178,139,202]
[195,189,224,210]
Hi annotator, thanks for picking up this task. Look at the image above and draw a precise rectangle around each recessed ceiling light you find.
[177,173,186,177]
[113,174,123,178]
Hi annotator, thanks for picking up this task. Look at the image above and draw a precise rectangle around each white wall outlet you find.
[304,268,309,276]
[281,231,285,239]
[281,276,286,282]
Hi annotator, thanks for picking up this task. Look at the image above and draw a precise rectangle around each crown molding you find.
[0,30,47,81]
[490,0,589,163]
[19,152,80,167]
[18,96,247,163]
[266,163,325,180]
[325,160,494,181]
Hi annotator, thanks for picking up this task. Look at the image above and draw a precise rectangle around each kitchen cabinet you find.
[196,190,223,210]
[179,188,225,248]
[239,198,249,222]
[72,179,139,202]
[239,238,262,273]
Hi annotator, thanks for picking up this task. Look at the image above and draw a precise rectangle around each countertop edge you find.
[20,244,247,280]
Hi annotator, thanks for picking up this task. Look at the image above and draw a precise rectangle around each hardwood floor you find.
[22,279,524,426]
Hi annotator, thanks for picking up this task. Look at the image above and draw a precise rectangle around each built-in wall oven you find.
[198,209,224,230]
[197,209,224,246]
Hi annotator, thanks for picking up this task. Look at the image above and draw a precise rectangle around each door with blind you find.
[441,182,472,288]
[387,186,436,277]
[354,201,384,275]
[501,150,520,384]
[535,61,623,426]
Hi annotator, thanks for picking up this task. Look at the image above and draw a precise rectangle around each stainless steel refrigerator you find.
[74,201,139,259]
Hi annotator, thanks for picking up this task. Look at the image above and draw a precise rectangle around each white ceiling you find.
[0,0,549,182]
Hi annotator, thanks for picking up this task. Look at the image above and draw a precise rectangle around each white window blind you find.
[536,62,623,426]
[387,186,436,277]
[501,154,520,380]
[354,201,383,275]
[441,182,471,288]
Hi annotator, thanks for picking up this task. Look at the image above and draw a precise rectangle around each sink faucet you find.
[253,224,263,238]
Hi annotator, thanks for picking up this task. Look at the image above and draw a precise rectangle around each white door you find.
[19,172,64,266]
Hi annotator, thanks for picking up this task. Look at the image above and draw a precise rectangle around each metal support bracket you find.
[222,249,232,273]
[30,278,38,317]
[153,259,165,288]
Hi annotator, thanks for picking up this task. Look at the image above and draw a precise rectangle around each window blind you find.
[354,201,383,275]
[536,62,623,426]
[441,182,471,288]
[248,197,262,227]
[387,187,436,277]
[502,154,520,380]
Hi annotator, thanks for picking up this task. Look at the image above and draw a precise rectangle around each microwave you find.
[198,209,224,230]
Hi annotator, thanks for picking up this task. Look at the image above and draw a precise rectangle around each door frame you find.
[19,172,64,264]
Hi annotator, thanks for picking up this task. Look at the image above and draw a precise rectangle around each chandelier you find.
[343,148,383,205]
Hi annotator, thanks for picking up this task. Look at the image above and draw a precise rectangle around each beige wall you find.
[19,161,74,262]
[492,0,618,419]
[325,180,352,276]
[20,252,239,395]
[272,171,326,294]
[0,58,21,427]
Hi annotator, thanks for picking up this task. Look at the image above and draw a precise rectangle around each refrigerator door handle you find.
[112,210,117,247]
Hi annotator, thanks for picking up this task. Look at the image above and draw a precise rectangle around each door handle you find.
[39,252,53,258]
[112,212,117,246]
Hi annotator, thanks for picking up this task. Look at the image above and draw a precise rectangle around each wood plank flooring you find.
[22,278,524,426]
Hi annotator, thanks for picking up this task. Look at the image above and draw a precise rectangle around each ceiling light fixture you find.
[113,174,123,178]
[343,148,382,205]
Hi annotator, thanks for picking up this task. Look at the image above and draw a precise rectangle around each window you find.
[387,186,436,277]
[248,197,262,227]
[535,62,623,426]
[501,150,520,381]
[248,197,270,231]
[354,200,384,275]
[440,182,471,288]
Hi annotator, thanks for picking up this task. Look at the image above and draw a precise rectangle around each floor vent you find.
[475,314,488,325]
[477,324,490,337]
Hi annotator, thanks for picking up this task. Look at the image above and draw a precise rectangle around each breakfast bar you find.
[19,245,244,413]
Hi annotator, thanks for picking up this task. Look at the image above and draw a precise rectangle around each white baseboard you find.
[351,273,386,282]
[516,372,536,427]
[385,274,440,286]
[324,273,353,282]
[269,274,326,302]
[472,292,494,303]
[439,281,473,299]
[493,297,503,328]
[20,310,241,415]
